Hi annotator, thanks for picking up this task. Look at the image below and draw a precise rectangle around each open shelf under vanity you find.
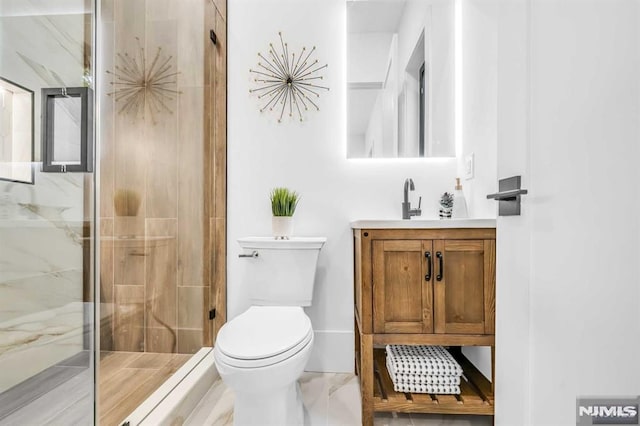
[370,348,493,415]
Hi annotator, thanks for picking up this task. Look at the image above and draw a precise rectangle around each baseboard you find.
[305,330,354,373]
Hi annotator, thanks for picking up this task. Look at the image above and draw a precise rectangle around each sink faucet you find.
[402,178,422,220]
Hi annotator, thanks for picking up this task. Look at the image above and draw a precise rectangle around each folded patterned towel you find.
[391,381,461,395]
[385,345,463,376]
[386,356,461,385]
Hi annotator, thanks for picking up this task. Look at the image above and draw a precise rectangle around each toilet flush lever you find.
[239,250,259,258]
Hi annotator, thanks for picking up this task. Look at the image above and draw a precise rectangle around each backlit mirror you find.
[347,0,455,158]
[0,77,34,184]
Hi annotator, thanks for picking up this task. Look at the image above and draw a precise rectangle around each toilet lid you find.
[216,306,312,361]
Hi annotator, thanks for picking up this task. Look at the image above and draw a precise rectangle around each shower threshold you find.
[120,347,215,426]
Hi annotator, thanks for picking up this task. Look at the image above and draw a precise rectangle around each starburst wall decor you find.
[250,32,329,122]
[107,37,180,122]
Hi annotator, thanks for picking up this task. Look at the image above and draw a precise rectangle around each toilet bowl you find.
[214,306,314,425]
[214,237,326,426]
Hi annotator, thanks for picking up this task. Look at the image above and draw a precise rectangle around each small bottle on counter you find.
[452,178,469,219]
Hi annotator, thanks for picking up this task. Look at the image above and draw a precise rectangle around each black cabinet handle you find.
[436,251,443,281]
[425,251,432,281]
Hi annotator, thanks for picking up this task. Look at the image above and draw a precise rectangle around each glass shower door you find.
[0,1,97,424]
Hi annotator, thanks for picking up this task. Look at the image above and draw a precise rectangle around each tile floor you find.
[99,351,192,425]
[186,373,493,426]
[0,351,193,426]
[0,369,92,426]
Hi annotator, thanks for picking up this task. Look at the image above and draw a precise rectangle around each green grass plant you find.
[270,187,300,216]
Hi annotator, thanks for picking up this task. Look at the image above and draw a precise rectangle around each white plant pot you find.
[272,216,294,240]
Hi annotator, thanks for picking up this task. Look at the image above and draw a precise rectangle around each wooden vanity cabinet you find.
[372,239,434,334]
[354,228,496,425]
[434,238,496,335]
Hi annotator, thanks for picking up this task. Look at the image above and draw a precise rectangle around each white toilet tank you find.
[238,237,326,307]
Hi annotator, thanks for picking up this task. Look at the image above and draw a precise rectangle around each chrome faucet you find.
[402,178,422,220]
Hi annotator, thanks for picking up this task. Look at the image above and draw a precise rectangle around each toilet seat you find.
[215,306,313,368]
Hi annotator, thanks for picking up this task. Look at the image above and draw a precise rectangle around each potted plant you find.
[270,187,299,239]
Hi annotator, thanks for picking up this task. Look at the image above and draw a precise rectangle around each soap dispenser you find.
[452,178,469,219]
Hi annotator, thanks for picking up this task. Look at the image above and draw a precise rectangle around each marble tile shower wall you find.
[0,172,85,393]
[0,12,89,393]
[99,0,213,355]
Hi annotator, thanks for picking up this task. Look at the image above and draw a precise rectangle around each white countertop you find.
[350,218,496,229]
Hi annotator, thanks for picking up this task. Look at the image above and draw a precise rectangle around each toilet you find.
[214,236,326,426]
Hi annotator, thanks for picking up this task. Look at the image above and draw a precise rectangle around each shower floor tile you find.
[99,351,192,426]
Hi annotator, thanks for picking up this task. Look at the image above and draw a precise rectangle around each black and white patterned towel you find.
[386,357,461,385]
[385,345,463,376]
[391,381,461,394]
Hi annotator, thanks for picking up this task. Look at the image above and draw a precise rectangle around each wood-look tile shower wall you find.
[99,0,226,354]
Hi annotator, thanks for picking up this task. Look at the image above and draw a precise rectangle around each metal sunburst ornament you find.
[107,37,180,122]
[250,32,329,122]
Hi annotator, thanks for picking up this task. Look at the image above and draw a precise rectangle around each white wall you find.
[380,34,398,158]
[228,0,457,372]
[397,3,425,159]
[397,0,455,158]
[347,32,393,84]
[397,1,430,76]
[347,33,392,158]
[365,94,383,159]
[426,0,455,157]
[457,0,497,220]
[400,74,420,157]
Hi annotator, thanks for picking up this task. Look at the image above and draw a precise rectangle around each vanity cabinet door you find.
[372,240,434,334]
[433,239,496,334]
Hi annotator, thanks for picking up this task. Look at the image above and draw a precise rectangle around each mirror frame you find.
[41,87,93,173]
[0,77,35,185]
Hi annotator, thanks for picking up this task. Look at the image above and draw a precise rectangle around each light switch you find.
[464,153,474,180]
